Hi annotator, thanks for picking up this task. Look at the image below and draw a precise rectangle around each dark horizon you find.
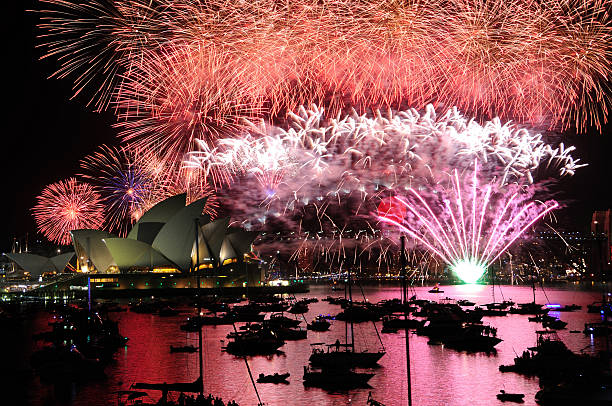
[4,1,612,252]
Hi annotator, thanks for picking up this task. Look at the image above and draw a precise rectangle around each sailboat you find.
[509,272,547,315]
[307,258,385,369]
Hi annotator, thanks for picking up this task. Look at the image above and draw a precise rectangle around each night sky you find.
[4,2,612,252]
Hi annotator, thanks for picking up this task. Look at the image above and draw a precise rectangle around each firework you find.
[32,178,104,245]
[36,0,171,110]
[379,161,559,283]
[114,44,261,171]
[188,104,580,273]
[80,145,153,236]
[187,104,584,213]
[37,0,611,135]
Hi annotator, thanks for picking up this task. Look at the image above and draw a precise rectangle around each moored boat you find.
[257,372,290,384]
[496,390,525,403]
[303,365,373,389]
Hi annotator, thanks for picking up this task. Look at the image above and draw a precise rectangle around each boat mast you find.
[492,266,495,303]
[400,235,412,406]
[194,218,203,396]
[347,251,355,351]
[532,268,536,305]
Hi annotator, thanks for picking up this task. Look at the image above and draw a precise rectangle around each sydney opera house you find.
[6,194,266,295]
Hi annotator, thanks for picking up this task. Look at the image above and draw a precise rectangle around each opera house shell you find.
[70,194,258,274]
[4,252,75,278]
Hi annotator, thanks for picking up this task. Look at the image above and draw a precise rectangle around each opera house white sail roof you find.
[68,194,257,273]
[4,252,75,277]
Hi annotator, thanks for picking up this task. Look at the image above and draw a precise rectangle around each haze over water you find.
[13,284,609,406]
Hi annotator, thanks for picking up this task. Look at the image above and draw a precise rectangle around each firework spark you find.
[187,104,583,218]
[379,161,559,283]
[32,178,104,245]
[80,145,153,236]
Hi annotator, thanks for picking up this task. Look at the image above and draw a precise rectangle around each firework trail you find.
[32,178,104,245]
[379,161,559,283]
[80,145,153,236]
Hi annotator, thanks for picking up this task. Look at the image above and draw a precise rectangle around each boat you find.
[441,323,502,352]
[496,390,525,403]
[428,284,444,293]
[457,299,476,307]
[309,262,385,369]
[558,304,582,312]
[583,322,612,336]
[381,325,398,334]
[587,301,611,314]
[484,301,512,310]
[542,319,567,330]
[266,312,301,328]
[256,372,290,384]
[528,314,555,323]
[169,345,198,353]
[309,342,386,367]
[272,326,308,340]
[382,314,424,330]
[335,305,381,322]
[471,306,507,317]
[307,316,331,331]
[509,302,548,315]
[287,302,309,314]
[303,365,373,389]
[535,383,612,405]
[224,329,285,355]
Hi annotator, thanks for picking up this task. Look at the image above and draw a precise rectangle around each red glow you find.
[377,196,407,223]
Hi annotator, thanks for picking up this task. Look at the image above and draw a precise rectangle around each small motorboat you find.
[169,345,198,353]
[307,316,331,332]
[496,390,525,403]
[256,372,290,384]
[558,304,582,312]
[542,319,567,330]
[428,285,444,294]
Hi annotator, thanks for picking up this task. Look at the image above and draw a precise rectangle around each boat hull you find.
[309,350,385,368]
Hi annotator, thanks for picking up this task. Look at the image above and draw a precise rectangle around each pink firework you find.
[37,0,611,134]
[379,161,558,283]
[115,44,261,170]
[32,178,105,245]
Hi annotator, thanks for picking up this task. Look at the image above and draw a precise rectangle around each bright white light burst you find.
[450,258,488,284]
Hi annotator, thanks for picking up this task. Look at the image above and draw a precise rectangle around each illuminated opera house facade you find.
[9,194,264,294]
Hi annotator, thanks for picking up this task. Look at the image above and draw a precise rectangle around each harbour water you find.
[10,284,609,406]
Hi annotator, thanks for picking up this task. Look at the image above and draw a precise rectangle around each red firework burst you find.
[32,178,105,245]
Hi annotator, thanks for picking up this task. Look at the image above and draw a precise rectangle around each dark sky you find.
[4,2,612,252]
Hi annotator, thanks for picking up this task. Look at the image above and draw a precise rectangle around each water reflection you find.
[17,284,607,406]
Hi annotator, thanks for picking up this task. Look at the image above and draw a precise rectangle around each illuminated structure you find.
[4,252,74,278]
[70,194,257,274]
